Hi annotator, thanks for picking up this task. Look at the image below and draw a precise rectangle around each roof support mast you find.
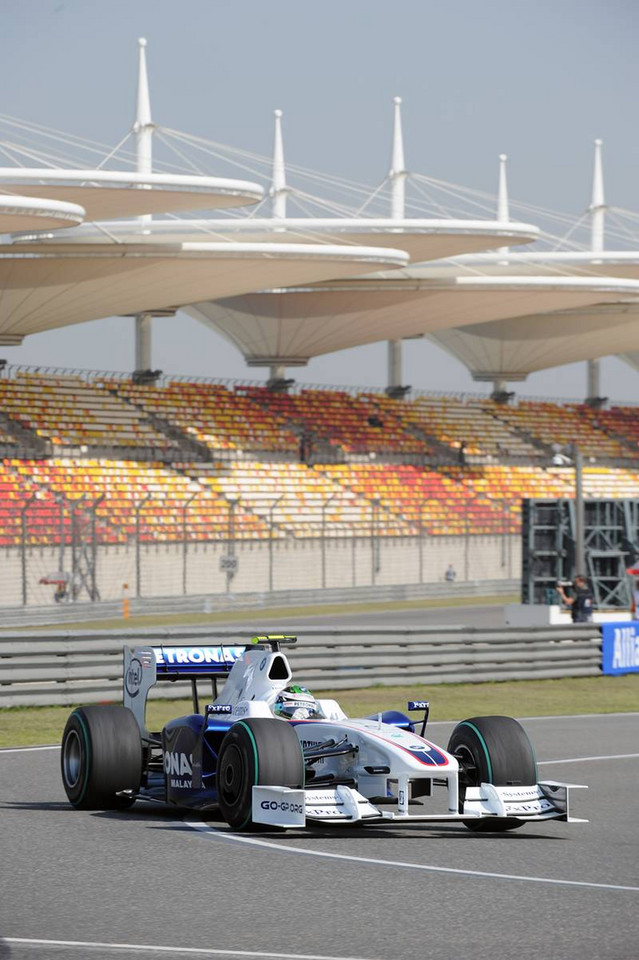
[133,38,155,378]
[268,110,295,389]
[386,97,410,399]
[491,153,515,402]
[497,154,509,262]
[587,139,606,406]
[270,110,287,220]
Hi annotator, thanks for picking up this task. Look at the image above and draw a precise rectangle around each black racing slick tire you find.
[216,718,305,831]
[448,715,537,832]
[61,705,142,810]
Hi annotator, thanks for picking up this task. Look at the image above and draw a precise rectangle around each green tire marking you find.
[73,710,91,804]
[236,721,259,830]
[458,720,493,783]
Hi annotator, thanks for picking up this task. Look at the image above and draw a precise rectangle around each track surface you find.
[218,601,508,632]
[1,714,638,960]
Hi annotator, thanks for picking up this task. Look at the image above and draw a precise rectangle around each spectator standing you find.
[445,563,456,582]
[557,575,594,623]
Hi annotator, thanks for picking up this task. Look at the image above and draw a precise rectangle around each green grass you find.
[2,674,637,748]
[24,592,518,632]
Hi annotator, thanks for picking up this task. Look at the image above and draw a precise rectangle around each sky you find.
[2,0,639,402]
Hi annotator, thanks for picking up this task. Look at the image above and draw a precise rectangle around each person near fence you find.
[53,582,69,603]
[556,575,594,623]
[444,563,457,582]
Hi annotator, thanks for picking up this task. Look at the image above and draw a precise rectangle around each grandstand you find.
[1,365,638,605]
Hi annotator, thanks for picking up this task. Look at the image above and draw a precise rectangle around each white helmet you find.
[273,685,320,720]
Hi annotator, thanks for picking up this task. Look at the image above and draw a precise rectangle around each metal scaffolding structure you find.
[521,497,639,608]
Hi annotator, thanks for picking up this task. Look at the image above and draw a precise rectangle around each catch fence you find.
[1,491,519,607]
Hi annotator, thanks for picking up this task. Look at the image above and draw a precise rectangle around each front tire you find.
[448,715,537,832]
[216,718,304,831]
[61,705,142,810]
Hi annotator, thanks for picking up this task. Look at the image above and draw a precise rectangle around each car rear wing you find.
[123,636,297,737]
[123,643,247,738]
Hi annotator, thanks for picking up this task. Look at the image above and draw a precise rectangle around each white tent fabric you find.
[415,251,639,381]
[27,216,540,262]
[0,169,263,222]
[187,275,639,366]
[0,195,85,232]
[428,301,639,380]
[620,349,639,372]
[0,241,408,344]
[444,250,639,281]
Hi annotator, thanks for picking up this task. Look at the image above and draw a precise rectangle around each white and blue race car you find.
[60,635,586,831]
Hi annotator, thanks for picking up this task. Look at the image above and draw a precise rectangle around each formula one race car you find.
[60,636,586,831]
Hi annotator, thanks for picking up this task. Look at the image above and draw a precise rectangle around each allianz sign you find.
[601,622,639,675]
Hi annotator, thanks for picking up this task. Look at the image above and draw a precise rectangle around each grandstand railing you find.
[5,361,639,407]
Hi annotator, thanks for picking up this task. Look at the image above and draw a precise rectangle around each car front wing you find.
[252,780,587,828]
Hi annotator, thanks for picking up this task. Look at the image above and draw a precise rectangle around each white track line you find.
[539,753,639,765]
[519,711,639,722]
[3,939,374,960]
[0,745,60,754]
[185,821,639,894]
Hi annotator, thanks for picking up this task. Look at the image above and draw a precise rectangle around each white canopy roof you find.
[619,349,639,373]
[22,216,540,262]
[0,169,264,223]
[187,274,639,366]
[385,251,639,381]
[0,195,85,233]
[440,250,639,281]
[428,301,639,380]
[0,241,408,344]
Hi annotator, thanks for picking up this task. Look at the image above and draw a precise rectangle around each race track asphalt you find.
[1,713,638,960]
[214,601,509,634]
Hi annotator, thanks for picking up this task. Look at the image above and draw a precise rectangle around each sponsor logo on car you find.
[154,646,244,666]
[260,800,304,814]
[505,800,553,814]
[307,791,344,803]
[164,750,193,789]
[499,786,541,801]
[125,658,143,697]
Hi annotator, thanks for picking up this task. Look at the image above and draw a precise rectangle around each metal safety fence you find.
[2,491,520,608]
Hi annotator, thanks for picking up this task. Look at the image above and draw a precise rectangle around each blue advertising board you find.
[601,621,639,675]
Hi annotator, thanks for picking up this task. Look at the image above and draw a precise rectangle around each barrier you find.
[0,579,518,629]
[0,623,602,707]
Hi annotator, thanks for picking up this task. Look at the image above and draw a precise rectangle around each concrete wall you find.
[0,534,520,608]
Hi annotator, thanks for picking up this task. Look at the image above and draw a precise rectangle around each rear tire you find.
[217,718,304,831]
[448,715,537,832]
[61,705,142,810]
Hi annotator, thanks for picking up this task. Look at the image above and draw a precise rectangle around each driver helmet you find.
[274,684,320,720]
